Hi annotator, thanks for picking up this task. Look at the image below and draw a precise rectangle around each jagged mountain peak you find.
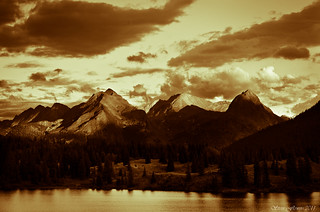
[60,88,141,134]
[227,90,264,112]
[171,93,215,112]
[51,103,69,110]
[86,89,122,105]
[236,89,261,105]
[148,93,229,117]
[226,89,284,130]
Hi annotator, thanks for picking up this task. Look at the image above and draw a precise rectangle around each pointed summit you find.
[60,88,139,134]
[227,90,264,113]
[227,89,284,129]
[148,93,224,117]
[235,90,261,105]
[105,88,116,95]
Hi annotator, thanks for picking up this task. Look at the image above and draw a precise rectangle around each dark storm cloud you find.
[110,68,169,78]
[6,61,43,68]
[0,0,195,57]
[274,46,310,59]
[127,52,157,63]
[169,0,320,67]
[0,0,21,26]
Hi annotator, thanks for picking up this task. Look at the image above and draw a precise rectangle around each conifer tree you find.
[142,166,147,177]
[127,164,134,188]
[185,163,191,182]
[151,171,156,184]
[254,161,261,188]
[262,160,270,187]
[286,154,298,185]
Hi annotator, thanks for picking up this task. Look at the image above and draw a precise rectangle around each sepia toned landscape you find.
[1,0,320,211]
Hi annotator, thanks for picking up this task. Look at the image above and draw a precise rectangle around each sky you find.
[0,0,320,120]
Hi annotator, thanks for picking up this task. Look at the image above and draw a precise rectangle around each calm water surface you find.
[0,189,319,212]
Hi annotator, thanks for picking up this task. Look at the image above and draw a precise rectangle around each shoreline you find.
[1,182,319,195]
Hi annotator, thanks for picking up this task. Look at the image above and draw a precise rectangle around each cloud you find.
[6,61,43,68]
[257,66,280,83]
[129,84,147,97]
[27,68,64,82]
[0,80,9,88]
[128,84,154,111]
[160,67,252,99]
[110,68,169,78]
[160,71,188,97]
[168,1,320,67]
[175,40,200,53]
[87,71,98,76]
[54,68,62,74]
[29,72,46,81]
[274,46,310,59]
[65,84,98,97]
[127,52,157,63]
[158,66,314,117]
[292,93,320,114]
[0,95,50,121]
[0,0,195,57]
[188,68,252,99]
[311,53,320,63]
[24,69,99,97]
[0,0,21,26]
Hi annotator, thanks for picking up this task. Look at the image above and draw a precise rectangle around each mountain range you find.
[0,88,289,150]
[147,89,285,149]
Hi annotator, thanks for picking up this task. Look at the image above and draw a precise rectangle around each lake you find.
[0,189,319,212]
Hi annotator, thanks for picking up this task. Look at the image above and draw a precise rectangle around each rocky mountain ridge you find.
[0,89,285,148]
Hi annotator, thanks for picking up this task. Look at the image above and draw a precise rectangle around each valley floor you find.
[1,159,320,193]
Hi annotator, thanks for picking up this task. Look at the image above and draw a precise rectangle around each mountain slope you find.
[58,89,145,135]
[148,93,228,117]
[148,90,285,149]
[11,103,70,126]
[226,90,284,131]
[226,100,320,160]
[0,89,147,137]
[4,103,70,137]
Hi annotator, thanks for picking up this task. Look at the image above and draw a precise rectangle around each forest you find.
[1,122,319,192]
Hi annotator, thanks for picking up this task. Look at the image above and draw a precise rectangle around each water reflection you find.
[0,189,319,212]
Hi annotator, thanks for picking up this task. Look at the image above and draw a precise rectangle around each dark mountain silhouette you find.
[226,100,320,162]
[227,90,284,131]
[147,90,285,149]
[11,103,70,126]
[32,103,70,122]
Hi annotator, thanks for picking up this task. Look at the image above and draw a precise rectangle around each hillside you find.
[225,100,320,163]
[147,90,285,149]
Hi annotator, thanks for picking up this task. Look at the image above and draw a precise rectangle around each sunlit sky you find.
[1,0,320,120]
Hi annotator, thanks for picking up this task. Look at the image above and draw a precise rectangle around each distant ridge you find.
[0,89,287,147]
[148,93,229,117]
[147,90,286,149]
